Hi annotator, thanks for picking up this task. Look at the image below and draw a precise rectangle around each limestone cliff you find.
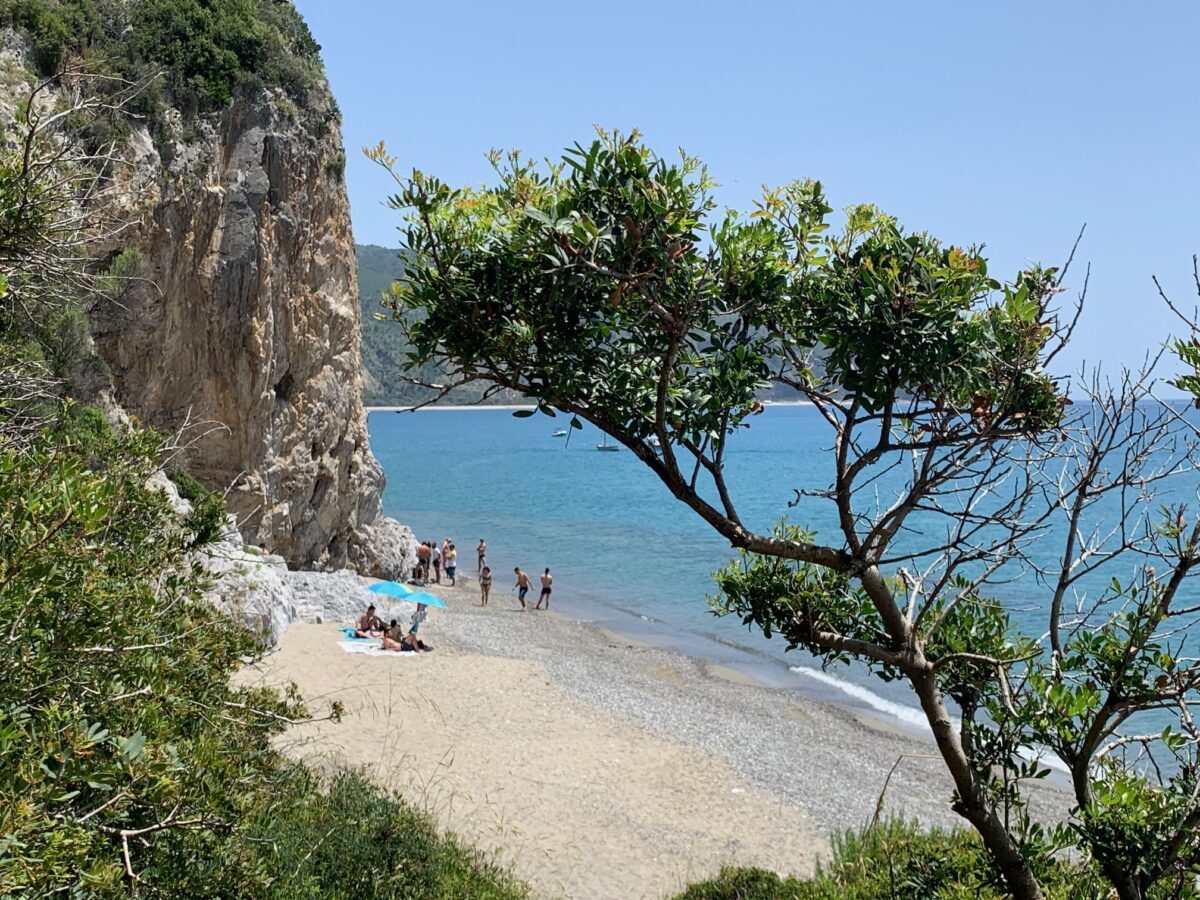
[86,85,414,578]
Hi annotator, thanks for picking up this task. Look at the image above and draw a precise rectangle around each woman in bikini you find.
[479,566,493,606]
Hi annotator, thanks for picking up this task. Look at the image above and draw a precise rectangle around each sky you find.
[293,0,1200,382]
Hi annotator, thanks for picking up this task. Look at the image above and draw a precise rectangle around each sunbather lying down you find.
[355,604,385,638]
[381,620,432,652]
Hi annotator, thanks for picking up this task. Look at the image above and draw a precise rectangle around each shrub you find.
[171,467,229,549]
[130,0,323,112]
[52,400,110,452]
[254,768,528,899]
[2,0,325,116]
[0,415,306,895]
[675,819,1178,900]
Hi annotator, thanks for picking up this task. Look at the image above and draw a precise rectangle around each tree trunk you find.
[908,669,1045,900]
[1103,863,1144,900]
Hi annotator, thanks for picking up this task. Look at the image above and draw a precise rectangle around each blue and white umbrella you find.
[368,582,448,609]
[397,590,448,609]
[368,580,415,599]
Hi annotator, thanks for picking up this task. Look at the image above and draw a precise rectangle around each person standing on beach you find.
[446,543,458,586]
[415,542,430,582]
[431,542,442,584]
[535,568,553,610]
[513,567,530,610]
[479,566,492,606]
[410,602,428,636]
[477,538,487,572]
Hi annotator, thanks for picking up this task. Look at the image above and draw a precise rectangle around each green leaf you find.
[118,732,146,762]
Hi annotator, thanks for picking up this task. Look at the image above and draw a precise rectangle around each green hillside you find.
[356,244,525,406]
[356,245,804,406]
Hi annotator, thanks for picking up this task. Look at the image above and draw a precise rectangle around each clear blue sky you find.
[294,0,1200,380]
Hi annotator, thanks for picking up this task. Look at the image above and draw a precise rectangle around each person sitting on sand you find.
[446,543,458,586]
[513,567,530,610]
[379,609,432,653]
[381,624,426,652]
[355,604,384,638]
[479,565,492,606]
[477,538,487,572]
[381,619,407,651]
[535,568,553,610]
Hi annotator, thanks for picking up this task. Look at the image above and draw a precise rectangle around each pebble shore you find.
[259,568,1068,898]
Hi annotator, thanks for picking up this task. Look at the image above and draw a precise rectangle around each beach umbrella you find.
[369,580,415,599]
[396,590,448,609]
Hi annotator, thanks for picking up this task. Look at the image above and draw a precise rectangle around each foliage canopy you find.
[0,0,325,113]
[0,70,526,898]
[372,130,1200,900]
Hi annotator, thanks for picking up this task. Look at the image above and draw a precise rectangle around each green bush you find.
[1,0,324,114]
[170,467,229,549]
[0,416,304,895]
[675,820,1134,900]
[0,407,533,897]
[1,0,103,75]
[128,0,323,112]
[52,401,110,452]
[254,769,528,899]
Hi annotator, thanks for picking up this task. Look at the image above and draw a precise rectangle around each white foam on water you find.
[788,664,1070,775]
[789,664,931,731]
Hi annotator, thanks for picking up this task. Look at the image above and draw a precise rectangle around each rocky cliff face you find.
[86,85,413,579]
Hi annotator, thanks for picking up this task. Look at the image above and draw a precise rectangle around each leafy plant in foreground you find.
[370,129,1200,900]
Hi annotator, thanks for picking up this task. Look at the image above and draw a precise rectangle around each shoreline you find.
[256,572,1067,899]
[364,399,815,413]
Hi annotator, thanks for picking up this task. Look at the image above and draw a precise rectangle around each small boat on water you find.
[596,434,619,452]
[551,429,568,437]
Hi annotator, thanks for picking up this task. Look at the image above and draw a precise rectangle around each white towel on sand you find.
[337,641,417,657]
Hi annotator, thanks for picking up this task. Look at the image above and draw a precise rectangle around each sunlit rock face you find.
[88,82,414,579]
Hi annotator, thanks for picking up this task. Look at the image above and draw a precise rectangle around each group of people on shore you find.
[504,566,552,611]
[351,536,557,654]
[354,602,432,652]
[413,538,460,586]
[414,537,554,611]
[474,538,552,610]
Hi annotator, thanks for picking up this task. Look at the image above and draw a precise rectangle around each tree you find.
[369,131,1200,900]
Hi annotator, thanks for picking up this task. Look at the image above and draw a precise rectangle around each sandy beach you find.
[249,574,1064,899]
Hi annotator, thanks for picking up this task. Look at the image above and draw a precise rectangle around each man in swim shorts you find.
[535,568,553,610]
[513,567,530,610]
[355,604,384,638]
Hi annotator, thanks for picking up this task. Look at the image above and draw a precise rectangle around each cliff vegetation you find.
[1,0,325,114]
[0,13,519,897]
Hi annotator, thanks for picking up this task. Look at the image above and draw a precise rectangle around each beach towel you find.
[337,641,418,657]
[339,626,371,641]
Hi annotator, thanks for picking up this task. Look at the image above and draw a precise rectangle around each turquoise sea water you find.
[370,404,1198,734]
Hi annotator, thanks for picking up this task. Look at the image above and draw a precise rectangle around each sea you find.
[370,403,1198,739]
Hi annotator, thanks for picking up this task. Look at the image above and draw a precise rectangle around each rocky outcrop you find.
[152,470,380,644]
[86,83,414,580]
